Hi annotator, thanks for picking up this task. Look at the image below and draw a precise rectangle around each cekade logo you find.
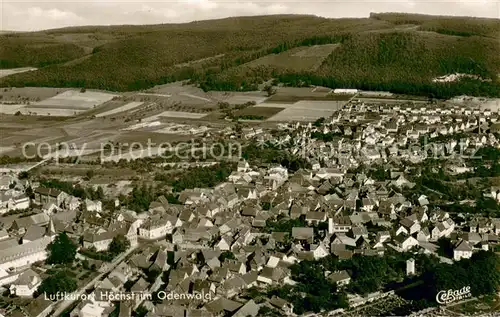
[436,286,472,304]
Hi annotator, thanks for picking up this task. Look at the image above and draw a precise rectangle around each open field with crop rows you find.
[267,100,348,122]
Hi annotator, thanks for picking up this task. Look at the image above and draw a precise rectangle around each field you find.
[31,90,117,109]
[479,98,500,112]
[265,94,354,103]
[245,44,340,71]
[0,104,26,114]
[222,94,268,105]
[232,106,284,119]
[19,108,80,117]
[96,102,144,117]
[154,111,208,119]
[14,90,119,117]
[266,100,348,122]
[0,67,37,78]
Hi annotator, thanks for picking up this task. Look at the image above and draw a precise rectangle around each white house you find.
[7,195,30,211]
[9,269,41,297]
[138,216,180,240]
[395,235,419,251]
[312,243,329,260]
[453,240,473,261]
[85,199,102,213]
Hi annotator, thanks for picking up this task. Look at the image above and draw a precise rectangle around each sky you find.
[1,0,499,31]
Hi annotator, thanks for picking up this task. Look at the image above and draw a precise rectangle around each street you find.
[51,245,138,316]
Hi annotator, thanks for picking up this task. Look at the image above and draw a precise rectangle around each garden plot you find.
[0,104,27,114]
[96,102,144,117]
[267,100,347,122]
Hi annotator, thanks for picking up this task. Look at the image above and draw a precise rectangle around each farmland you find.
[9,89,119,117]
[96,102,144,117]
[266,100,348,122]
[154,111,208,119]
[231,106,284,120]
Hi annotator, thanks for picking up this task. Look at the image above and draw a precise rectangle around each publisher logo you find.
[436,286,472,304]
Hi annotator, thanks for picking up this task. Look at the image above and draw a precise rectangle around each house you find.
[328,216,352,234]
[291,227,313,243]
[33,188,66,206]
[83,230,115,252]
[9,269,41,297]
[9,213,50,235]
[7,195,30,211]
[311,243,329,260]
[394,235,419,251]
[233,300,259,317]
[41,202,58,215]
[373,231,391,248]
[396,218,420,235]
[237,160,250,172]
[85,199,102,213]
[269,296,294,315]
[306,211,326,225]
[216,236,233,251]
[64,196,81,211]
[78,302,107,317]
[327,270,351,287]
[453,240,473,261]
[22,225,47,244]
[0,236,52,270]
[139,216,178,240]
[416,227,431,241]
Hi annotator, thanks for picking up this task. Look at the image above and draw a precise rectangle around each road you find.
[51,245,138,316]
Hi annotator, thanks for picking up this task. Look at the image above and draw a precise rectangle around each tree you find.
[218,251,236,262]
[86,169,94,180]
[47,232,77,265]
[18,171,29,179]
[263,84,276,97]
[133,305,148,317]
[37,270,77,297]
[25,185,34,199]
[108,234,131,256]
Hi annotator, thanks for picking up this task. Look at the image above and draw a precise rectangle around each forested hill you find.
[1,13,499,98]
